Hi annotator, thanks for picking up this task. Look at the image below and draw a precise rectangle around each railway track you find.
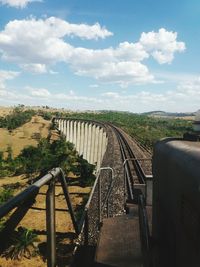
[106,122,152,202]
[94,122,152,267]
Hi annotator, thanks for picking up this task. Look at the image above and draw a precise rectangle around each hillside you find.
[143,110,196,119]
[0,115,51,157]
[0,112,94,267]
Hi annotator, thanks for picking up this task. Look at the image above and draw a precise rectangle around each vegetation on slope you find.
[0,108,95,264]
[0,136,95,185]
[0,107,36,130]
[0,106,193,153]
[0,188,14,206]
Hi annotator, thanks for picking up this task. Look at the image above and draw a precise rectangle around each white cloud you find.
[28,86,51,97]
[63,21,113,40]
[0,0,42,8]
[0,17,112,69]
[15,86,103,106]
[20,63,47,74]
[100,76,200,112]
[140,28,185,64]
[69,90,75,95]
[177,77,200,97]
[49,70,58,75]
[102,92,120,98]
[90,84,99,88]
[0,18,185,86]
[115,42,148,61]
[0,76,199,112]
[0,70,19,89]
[68,47,155,87]
[75,61,155,87]
[0,70,20,101]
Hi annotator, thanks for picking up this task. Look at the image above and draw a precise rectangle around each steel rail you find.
[105,123,134,197]
[107,122,150,202]
[107,123,149,201]
[118,129,146,184]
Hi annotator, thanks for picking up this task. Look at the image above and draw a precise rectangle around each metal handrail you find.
[123,157,151,184]
[0,168,60,219]
[0,167,79,267]
[123,158,152,203]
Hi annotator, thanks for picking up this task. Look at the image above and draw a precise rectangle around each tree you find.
[74,155,95,186]
[0,151,3,168]
[17,146,42,175]
[6,146,13,163]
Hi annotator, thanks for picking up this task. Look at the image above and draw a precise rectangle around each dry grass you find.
[0,115,51,157]
[0,107,12,117]
[0,114,91,266]
[175,116,195,120]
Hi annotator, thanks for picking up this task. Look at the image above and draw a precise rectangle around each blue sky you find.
[0,0,199,112]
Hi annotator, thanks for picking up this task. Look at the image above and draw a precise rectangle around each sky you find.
[0,0,199,112]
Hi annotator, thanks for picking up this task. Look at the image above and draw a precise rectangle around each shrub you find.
[0,107,35,130]
[0,218,5,232]
[0,188,14,206]
[17,137,78,176]
[3,227,39,260]
[73,155,96,186]
[41,112,52,120]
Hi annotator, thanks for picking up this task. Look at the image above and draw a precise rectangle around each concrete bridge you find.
[53,118,108,170]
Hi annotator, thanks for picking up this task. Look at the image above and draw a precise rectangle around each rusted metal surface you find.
[95,214,143,267]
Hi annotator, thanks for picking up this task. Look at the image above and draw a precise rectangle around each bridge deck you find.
[95,212,143,267]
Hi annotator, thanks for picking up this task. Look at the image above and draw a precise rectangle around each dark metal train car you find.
[153,137,200,267]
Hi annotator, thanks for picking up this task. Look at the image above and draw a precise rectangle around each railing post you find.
[46,180,56,267]
[59,168,79,234]
[106,199,109,218]
[124,163,127,206]
[98,175,101,226]
[84,210,89,246]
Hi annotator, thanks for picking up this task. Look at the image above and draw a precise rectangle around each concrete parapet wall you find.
[54,118,108,170]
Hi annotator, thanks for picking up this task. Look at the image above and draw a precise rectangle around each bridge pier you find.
[55,119,108,170]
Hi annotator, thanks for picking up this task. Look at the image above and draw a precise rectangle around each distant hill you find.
[143,111,196,118]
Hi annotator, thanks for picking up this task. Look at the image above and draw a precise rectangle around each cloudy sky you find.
[0,0,199,112]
